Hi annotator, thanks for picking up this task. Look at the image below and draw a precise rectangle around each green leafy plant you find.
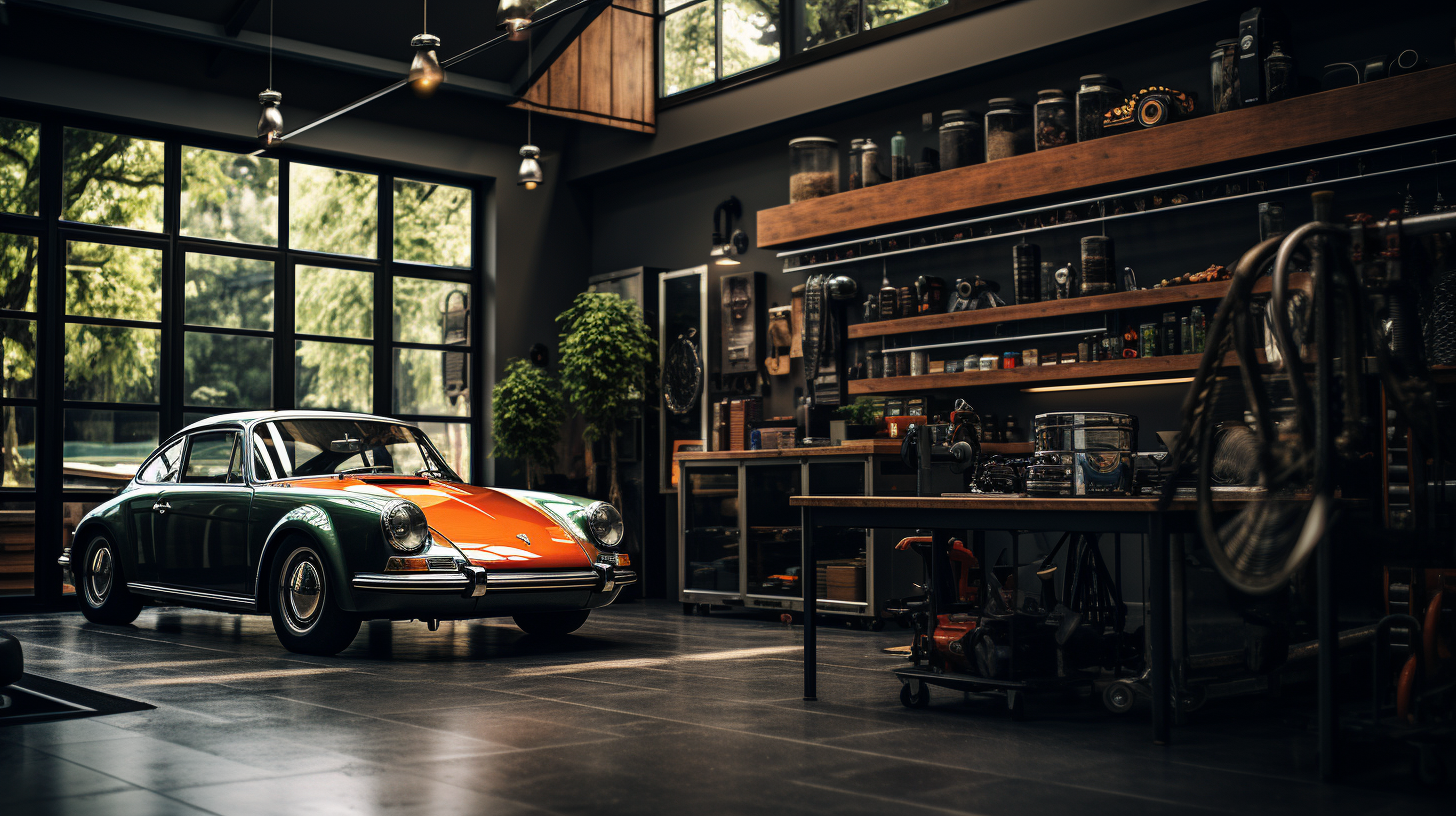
[557,292,656,508]
[491,359,564,490]
[834,399,880,426]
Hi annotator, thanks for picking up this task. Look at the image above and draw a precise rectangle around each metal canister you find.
[1013,241,1040,304]
[909,350,928,376]
[897,286,917,319]
[1028,412,1138,496]
[1079,235,1115,296]
[866,350,882,379]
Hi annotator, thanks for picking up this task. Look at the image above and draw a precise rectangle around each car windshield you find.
[252,418,459,481]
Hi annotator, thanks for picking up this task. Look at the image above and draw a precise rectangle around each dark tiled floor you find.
[0,602,1448,816]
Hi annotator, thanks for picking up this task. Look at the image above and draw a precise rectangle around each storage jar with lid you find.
[1075,75,1124,141]
[1265,41,1296,103]
[847,139,865,190]
[789,137,839,203]
[985,99,1032,161]
[938,110,980,171]
[1211,40,1239,114]
[1033,89,1074,150]
[861,137,884,187]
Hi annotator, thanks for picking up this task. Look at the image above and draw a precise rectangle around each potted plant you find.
[557,292,656,508]
[491,358,564,489]
[831,399,882,443]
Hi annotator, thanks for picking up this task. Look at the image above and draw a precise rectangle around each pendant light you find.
[256,0,283,146]
[517,38,541,190]
[408,0,444,96]
[497,0,540,42]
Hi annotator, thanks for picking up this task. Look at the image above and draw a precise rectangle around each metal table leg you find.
[1149,515,1171,745]
[802,505,817,702]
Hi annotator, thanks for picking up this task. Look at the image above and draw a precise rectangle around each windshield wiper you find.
[336,465,394,477]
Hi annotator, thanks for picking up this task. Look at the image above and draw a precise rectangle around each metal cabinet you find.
[678,451,916,624]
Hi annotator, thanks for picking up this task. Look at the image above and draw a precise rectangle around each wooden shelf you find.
[848,353,1224,395]
[757,65,1456,249]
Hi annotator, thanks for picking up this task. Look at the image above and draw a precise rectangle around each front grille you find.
[427,557,458,571]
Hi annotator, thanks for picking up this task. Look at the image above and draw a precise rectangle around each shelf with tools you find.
[847,352,1250,395]
[758,64,1456,251]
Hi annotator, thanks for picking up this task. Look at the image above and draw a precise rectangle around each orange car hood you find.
[292,477,594,570]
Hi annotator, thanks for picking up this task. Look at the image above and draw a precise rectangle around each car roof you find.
[178,410,418,434]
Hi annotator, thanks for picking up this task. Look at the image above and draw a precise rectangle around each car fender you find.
[255,504,356,612]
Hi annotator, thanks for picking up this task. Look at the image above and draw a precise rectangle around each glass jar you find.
[1079,235,1115,296]
[985,99,1032,161]
[938,110,980,171]
[847,139,865,190]
[861,137,884,187]
[1075,74,1124,142]
[1033,89,1074,150]
[1211,40,1239,114]
[1265,41,1296,103]
[788,137,839,203]
[890,131,909,182]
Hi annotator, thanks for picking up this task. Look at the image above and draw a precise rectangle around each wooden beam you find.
[757,64,1456,248]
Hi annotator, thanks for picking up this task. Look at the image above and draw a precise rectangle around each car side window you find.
[137,439,185,484]
[181,432,243,484]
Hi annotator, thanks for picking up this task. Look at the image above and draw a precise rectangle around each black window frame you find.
[0,100,489,610]
[659,0,1011,107]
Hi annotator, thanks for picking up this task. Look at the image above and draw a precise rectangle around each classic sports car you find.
[59,411,636,655]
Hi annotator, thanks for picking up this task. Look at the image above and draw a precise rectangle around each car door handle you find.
[153,501,171,514]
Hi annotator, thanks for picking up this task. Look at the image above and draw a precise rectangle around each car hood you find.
[285,477,596,570]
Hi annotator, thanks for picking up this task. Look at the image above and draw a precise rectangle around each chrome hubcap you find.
[281,549,324,633]
[85,542,113,606]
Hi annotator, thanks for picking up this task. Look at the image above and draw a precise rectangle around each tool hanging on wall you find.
[764,305,793,376]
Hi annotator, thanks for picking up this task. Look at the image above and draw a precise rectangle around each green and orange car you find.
[59,411,635,655]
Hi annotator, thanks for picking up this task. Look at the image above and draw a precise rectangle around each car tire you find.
[512,610,590,636]
[77,534,144,626]
[269,539,360,656]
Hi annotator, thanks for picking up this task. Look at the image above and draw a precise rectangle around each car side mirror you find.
[329,438,362,453]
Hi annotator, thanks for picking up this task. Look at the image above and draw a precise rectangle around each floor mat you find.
[0,673,154,726]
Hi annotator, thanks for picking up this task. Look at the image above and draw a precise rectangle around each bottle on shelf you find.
[890,131,909,182]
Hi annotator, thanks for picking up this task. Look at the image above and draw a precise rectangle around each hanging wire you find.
[268,0,274,88]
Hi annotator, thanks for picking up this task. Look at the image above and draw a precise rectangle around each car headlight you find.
[584,502,624,549]
[381,500,430,552]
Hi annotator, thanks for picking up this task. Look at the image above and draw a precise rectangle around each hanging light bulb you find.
[496,0,538,42]
[409,1,444,95]
[518,144,542,189]
[257,90,284,146]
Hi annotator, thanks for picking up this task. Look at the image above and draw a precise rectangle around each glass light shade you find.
[257,90,283,146]
[409,34,444,95]
[517,144,542,189]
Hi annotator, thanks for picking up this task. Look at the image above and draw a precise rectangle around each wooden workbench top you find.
[676,440,1033,461]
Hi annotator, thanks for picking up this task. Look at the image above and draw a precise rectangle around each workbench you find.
[788,494,1255,745]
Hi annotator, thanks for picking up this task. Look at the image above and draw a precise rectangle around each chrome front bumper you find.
[352,566,637,597]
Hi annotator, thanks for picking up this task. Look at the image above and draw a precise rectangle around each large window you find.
[0,110,484,602]
[662,0,994,99]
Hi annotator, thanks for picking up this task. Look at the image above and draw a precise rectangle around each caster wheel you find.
[696,604,711,616]
[1179,685,1207,714]
[1103,681,1136,715]
[899,681,930,709]
[1008,690,1027,721]
[867,618,886,632]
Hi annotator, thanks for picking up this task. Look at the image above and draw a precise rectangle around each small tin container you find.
[1002,351,1019,369]
[1023,349,1039,367]
[944,359,963,374]
[978,355,997,371]
[1060,352,1077,364]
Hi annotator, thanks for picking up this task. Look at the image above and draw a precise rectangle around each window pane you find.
[1,406,36,488]
[663,0,698,11]
[65,241,162,322]
[63,408,159,489]
[2,318,36,399]
[185,254,274,330]
[182,432,241,483]
[296,339,372,412]
[64,324,160,403]
[393,348,470,417]
[394,179,472,268]
[289,163,378,258]
[297,265,371,339]
[417,421,471,483]
[866,0,947,29]
[723,0,780,77]
[393,278,470,345]
[0,118,40,217]
[0,501,36,597]
[62,128,165,231]
[797,0,858,50]
[184,332,273,409]
[1,233,39,312]
[182,147,280,246]
[138,438,184,484]
[664,4,716,96]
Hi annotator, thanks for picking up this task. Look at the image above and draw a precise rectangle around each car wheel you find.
[512,610,590,636]
[77,534,143,625]
[269,540,360,656]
